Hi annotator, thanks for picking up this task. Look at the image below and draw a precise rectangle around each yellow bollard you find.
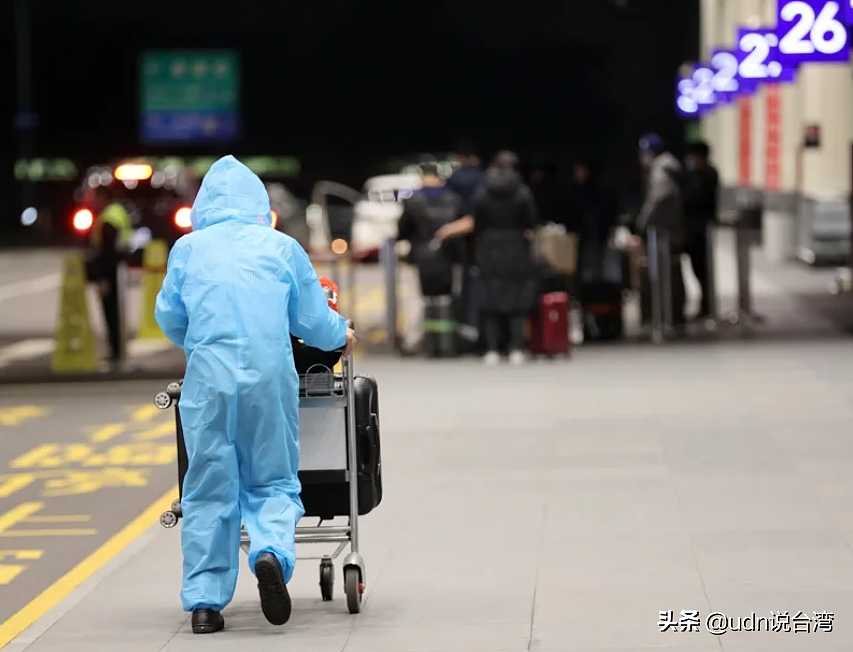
[136,240,169,340]
[51,253,99,373]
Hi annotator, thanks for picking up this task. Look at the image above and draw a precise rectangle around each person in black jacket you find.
[86,186,128,367]
[397,163,465,296]
[436,151,538,365]
[682,141,719,319]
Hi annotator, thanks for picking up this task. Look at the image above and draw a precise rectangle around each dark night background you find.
[0,0,698,237]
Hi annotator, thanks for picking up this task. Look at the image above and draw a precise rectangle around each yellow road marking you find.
[130,405,162,422]
[0,567,26,585]
[0,504,41,532]
[0,485,178,649]
[132,421,175,441]
[88,424,127,443]
[0,407,47,427]
[23,515,91,523]
[0,529,97,538]
[0,551,43,560]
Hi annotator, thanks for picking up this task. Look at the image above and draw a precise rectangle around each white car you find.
[350,173,422,260]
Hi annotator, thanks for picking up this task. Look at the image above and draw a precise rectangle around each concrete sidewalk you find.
[8,326,853,651]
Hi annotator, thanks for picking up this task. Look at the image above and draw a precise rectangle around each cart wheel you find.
[160,511,178,529]
[319,560,334,601]
[343,567,362,614]
[170,499,182,518]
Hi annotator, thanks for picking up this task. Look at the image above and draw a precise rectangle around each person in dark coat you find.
[397,163,465,298]
[435,151,538,365]
[446,140,485,217]
[682,140,719,319]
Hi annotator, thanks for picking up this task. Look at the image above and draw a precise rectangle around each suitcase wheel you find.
[319,558,334,601]
[160,511,178,529]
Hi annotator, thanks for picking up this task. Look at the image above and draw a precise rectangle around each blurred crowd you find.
[395,136,720,363]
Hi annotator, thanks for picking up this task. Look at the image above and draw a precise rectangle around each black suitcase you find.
[172,369,382,520]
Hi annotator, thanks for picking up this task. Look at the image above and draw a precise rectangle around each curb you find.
[0,367,186,386]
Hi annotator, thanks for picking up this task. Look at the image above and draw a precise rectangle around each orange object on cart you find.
[318,276,339,312]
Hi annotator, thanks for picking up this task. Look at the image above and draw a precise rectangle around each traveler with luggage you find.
[568,158,626,340]
[633,134,687,333]
[682,140,719,321]
[396,163,466,356]
[435,151,539,365]
[154,155,355,633]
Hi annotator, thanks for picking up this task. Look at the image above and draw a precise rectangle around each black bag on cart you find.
[301,374,382,519]
[291,335,342,373]
[173,372,382,519]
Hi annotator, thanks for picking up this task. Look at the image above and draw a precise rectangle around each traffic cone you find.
[51,253,99,373]
[137,240,169,340]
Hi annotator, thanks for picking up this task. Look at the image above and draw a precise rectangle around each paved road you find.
[0,251,418,372]
[0,381,178,628]
[4,335,853,651]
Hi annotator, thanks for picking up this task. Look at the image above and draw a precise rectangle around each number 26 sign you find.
[776,0,850,63]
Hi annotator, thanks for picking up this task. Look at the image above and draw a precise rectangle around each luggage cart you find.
[153,353,368,614]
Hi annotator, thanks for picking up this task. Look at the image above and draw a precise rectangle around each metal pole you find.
[380,238,398,351]
[15,0,35,212]
[647,227,663,343]
[704,221,718,329]
[346,252,356,330]
[736,218,752,316]
[659,231,673,335]
[116,261,129,368]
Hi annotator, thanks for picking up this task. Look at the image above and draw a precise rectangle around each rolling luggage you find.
[422,295,457,357]
[579,242,626,341]
[529,291,570,356]
[301,374,382,519]
[172,371,383,520]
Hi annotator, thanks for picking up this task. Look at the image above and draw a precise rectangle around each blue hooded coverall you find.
[154,156,347,613]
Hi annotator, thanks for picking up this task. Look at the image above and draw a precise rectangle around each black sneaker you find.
[191,609,224,634]
[254,552,292,625]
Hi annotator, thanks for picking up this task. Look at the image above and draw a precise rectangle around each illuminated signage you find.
[735,27,797,95]
[676,63,724,117]
[676,67,702,118]
[776,0,850,64]
[709,49,740,104]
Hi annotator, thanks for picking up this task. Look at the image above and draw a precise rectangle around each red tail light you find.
[73,209,94,231]
[174,207,192,229]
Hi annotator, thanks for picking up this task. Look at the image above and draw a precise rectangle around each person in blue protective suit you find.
[154,155,355,634]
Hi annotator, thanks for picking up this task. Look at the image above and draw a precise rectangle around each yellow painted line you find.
[88,424,127,443]
[0,529,97,538]
[133,421,176,441]
[0,407,48,428]
[131,405,162,422]
[0,485,178,649]
[23,515,91,523]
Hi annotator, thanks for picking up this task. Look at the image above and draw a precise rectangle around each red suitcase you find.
[530,292,570,356]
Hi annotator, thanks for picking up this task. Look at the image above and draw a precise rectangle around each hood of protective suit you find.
[484,168,523,198]
[191,155,272,231]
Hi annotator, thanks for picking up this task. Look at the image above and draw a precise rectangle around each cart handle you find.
[336,320,355,354]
